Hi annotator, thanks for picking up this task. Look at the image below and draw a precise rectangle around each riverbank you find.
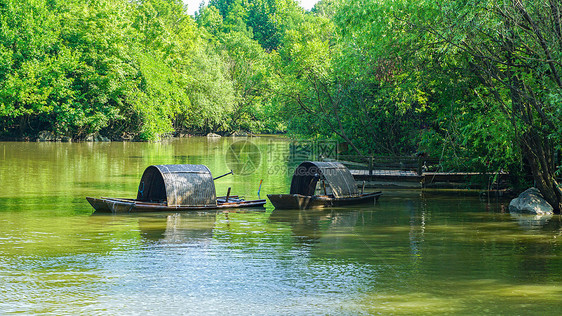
[0,130,269,142]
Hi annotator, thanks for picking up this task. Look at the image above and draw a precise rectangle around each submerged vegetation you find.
[1,0,562,209]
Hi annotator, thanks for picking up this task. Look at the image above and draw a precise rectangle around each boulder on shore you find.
[84,133,111,142]
[37,131,60,142]
[230,131,249,137]
[206,133,221,138]
[509,187,554,215]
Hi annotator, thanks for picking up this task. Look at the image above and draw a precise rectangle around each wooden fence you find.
[323,155,442,176]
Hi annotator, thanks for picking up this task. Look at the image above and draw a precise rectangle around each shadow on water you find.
[90,208,268,243]
[269,209,330,245]
[135,212,217,242]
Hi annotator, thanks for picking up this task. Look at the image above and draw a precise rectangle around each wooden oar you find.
[213,170,233,180]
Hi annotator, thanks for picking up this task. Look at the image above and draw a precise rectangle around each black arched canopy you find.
[136,164,217,206]
[289,161,358,198]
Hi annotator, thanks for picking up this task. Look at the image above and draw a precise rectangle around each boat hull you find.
[86,196,266,213]
[267,191,382,210]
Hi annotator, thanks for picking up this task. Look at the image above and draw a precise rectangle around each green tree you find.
[183,39,237,134]
[128,0,195,139]
[198,0,277,133]
[0,0,238,140]
[208,0,304,51]
[429,0,562,210]
[331,0,561,209]
[272,0,437,157]
[0,0,138,138]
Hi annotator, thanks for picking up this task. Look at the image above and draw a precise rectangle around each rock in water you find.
[509,187,554,215]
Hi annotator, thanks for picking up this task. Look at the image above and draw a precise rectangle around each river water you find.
[0,137,560,315]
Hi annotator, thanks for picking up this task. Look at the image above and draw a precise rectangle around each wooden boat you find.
[86,164,266,213]
[267,161,381,210]
[267,192,381,210]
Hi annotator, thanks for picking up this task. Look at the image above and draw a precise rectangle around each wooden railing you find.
[321,155,442,176]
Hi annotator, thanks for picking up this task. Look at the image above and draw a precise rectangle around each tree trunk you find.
[521,131,562,213]
[500,16,562,213]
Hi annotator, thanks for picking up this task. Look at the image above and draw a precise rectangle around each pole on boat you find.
[225,187,231,202]
[257,179,263,199]
[362,180,365,194]
[213,170,233,180]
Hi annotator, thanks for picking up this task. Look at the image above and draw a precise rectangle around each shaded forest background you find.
[2,0,562,207]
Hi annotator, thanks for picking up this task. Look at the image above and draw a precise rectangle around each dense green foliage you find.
[0,0,265,140]
[2,0,562,207]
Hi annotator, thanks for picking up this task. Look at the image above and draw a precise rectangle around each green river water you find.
[0,137,561,315]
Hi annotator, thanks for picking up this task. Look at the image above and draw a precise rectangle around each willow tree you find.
[421,0,562,211]
[357,0,562,208]
[328,0,562,208]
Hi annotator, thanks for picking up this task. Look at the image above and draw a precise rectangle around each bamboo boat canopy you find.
[136,164,217,206]
[289,161,358,198]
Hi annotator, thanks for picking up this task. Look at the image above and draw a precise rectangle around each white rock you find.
[509,187,554,215]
